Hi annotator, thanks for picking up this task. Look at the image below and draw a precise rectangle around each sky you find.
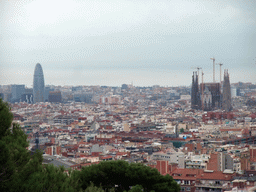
[0,0,256,87]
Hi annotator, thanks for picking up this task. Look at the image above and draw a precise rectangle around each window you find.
[186,187,191,191]
[215,181,220,185]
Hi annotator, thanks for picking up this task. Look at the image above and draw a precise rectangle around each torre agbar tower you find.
[33,63,45,103]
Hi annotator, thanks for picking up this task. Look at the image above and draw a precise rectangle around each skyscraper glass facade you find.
[33,63,45,103]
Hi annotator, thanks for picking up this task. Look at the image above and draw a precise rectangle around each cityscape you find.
[1,0,256,191]
[1,62,256,192]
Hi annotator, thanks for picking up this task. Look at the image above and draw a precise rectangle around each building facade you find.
[33,63,45,103]
[48,91,62,103]
[191,71,226,111]
[191,72,200,109]
[200,83,221,111]
[11,84,25,103]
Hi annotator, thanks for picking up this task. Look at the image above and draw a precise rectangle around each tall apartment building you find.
[11,84,25,103]
[48,91,62,103]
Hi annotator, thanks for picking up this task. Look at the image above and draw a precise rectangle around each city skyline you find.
[1,62,255,88]
[1,62,254,88]
[1,0,256,87]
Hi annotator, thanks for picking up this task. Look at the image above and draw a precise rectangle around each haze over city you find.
[2,1,256,191]
[1,0,256,87]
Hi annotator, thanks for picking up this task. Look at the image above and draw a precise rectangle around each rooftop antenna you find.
[210,57,216,83]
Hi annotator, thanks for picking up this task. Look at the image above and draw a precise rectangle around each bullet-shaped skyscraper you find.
[33,63,45,103]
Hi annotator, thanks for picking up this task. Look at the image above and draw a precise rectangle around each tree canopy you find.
[79,160,180,192]
[0,99,43,191]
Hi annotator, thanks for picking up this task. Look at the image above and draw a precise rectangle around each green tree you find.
[79,160,180,192]
[21,164,79,192]
[84,182,115,192]
[0,99,13,140]
[85,182,104,192]
[0,99,13,189]
[0,99,43,191]
[126,185,144,192]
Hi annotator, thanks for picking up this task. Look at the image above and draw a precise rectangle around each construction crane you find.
[201,70,204,111]
[196,67,202,77]
[196,67,202,91]
[191,67,202,77]
[210,57,215,83]
[216,62,223,85]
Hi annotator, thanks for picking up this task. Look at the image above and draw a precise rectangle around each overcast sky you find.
[0,0,255,87]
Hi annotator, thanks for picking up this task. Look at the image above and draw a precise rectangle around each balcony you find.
[195,183,223,189]
[195,188,222,192]
[186,161,202,165]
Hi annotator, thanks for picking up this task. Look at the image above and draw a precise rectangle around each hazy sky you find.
[1,0,255,87]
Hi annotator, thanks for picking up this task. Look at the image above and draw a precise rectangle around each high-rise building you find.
[44,86,53,102]
[21,88,33,103]
[222,69,232,111]
[48,91,62,103]
[3,93,12,102]
[33,63,45,103]
[11,84,25,103]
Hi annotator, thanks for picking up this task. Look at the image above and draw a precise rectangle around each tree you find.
[84,182,115,192]
[0,99,43,191]
[0,99,13,140]
[85,182,104,192]
[0,99,14,189]
[21,164,79,192]
[79,160,180,192]
[126,185,144,192]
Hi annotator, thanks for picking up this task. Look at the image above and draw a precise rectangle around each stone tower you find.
[222,69,232,111]
[191,72,200,109]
